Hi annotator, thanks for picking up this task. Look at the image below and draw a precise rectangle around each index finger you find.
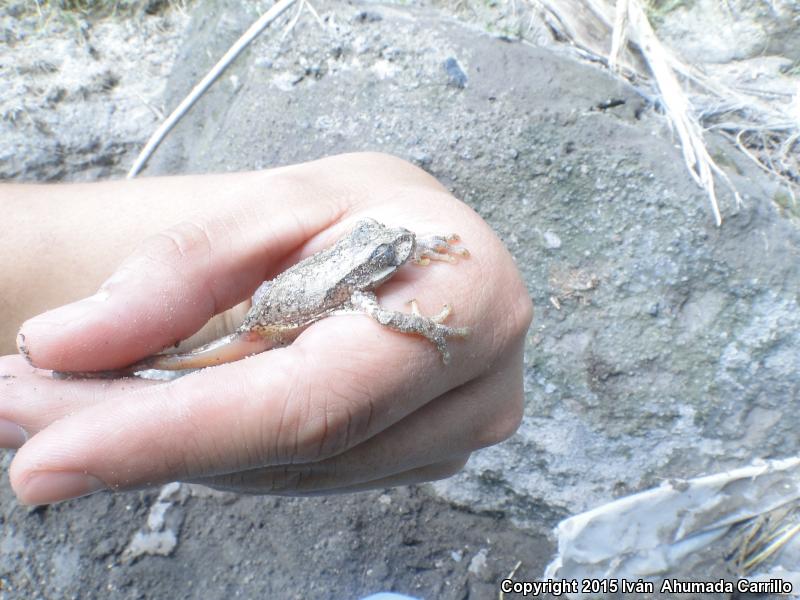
[17,169,343,372]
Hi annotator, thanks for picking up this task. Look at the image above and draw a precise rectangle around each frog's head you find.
[350,218,415,288]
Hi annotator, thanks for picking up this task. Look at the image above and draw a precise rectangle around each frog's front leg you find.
[349,290,469,364]
[413,233,470,265]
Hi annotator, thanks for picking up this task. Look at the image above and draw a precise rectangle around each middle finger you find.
[192,345,523,494]
[8,314,483,505]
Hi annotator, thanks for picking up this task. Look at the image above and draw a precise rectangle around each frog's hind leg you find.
[349,291,469,364]
[140,331,274,371]
[53,331,276,379]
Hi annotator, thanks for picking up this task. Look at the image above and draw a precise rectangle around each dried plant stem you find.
[279,0,306,42]
[609,0,743,225]
[127,0,299,178]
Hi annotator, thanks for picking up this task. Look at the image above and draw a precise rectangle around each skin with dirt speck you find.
[56,218,470,379]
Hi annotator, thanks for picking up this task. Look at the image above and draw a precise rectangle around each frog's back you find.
[238,218,409,332]
[239,242,357,331]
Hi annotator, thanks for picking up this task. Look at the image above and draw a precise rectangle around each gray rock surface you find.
[0,5,188,181]
[146,0,800,529]
[2,0,800,597]
[653,0,800,63]
[0,451,548,599]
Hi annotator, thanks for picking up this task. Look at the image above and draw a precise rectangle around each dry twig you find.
[529,0,799,224]
[127,0,299,178]
[610,0,741,225]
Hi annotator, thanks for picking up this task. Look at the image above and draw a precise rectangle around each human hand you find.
[0,152,532,505]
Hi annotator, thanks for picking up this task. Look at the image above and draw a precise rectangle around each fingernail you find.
[0,418,28,449]
[16,332,33,365]
[18,471,106,506]
[21,291,110,329]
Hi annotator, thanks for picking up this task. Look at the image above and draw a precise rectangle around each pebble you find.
[411,150,432,167]
[543,230,562,249]
[468,547,489,575]
[443,57,467,89]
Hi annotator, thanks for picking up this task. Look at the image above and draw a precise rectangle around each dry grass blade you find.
[127,0,300,178]
[742,522,800,572]
[610,0,741,225]
[498,560,522,600]
[279,0,306,42]
[528,0,800,224]
[303,0,325,28]
[736,504,800,575]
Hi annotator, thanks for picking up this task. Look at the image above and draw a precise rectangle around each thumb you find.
[18,204,341,372]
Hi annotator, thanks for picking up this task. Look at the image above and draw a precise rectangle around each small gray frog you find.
[56,218,470,379]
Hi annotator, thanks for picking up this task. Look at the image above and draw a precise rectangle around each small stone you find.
[468,547,489,575]
[411,151,432,167]
[443,57,467,89]
[353,10,382,23]
[272,71,303,92]
[6,2,26,18]
[228,74,241,93]
[123,530,177,560]
[381,46,401,61]
[352,35,371,54]
[543,231,562,249]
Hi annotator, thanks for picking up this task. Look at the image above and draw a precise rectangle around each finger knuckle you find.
[279,356,377,463]
[474,387,524,448]
[338,151,414,173]
[142,220,216,269]
[481,277,533,367]
[426,455,470,481]
[504,284,534,343]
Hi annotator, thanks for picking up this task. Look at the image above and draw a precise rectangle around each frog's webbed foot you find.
[350,291,469,364]
[413,232,469,266]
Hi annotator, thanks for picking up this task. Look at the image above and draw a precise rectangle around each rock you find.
[0,10,190,181]
[122,529,177,560]
[542,230,562,249]
[354,10,383,23]
[467,547,489,576]
[654,0,800,63]
[442,57,467,88]
[146,0,800,537]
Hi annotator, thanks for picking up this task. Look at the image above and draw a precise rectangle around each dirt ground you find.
[0,453,554,599]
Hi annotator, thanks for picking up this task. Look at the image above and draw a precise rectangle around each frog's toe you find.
[419,302,451,323]
[427,323,470,363]
[447,325,470,338]
[428,330,452,364]
[413,233,469,264]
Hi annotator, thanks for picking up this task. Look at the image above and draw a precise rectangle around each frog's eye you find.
[369,243,396,265]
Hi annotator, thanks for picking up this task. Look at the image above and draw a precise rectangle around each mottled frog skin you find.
[241,219,418,335]
[56,218,470,379]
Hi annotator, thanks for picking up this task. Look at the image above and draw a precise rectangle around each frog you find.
[54,218,470,379]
